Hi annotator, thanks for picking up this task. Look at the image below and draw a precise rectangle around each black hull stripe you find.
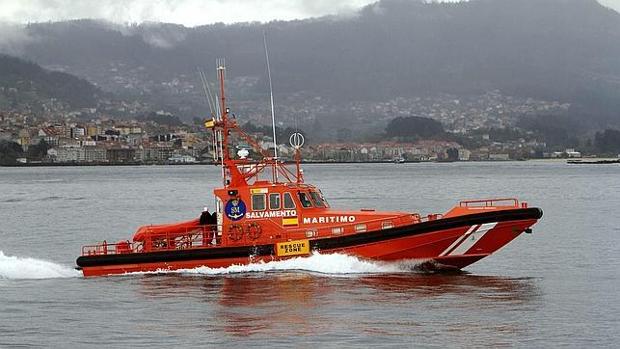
[76,207,542,268]
[312,207,541,251]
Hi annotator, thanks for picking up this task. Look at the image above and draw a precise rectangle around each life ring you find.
[246,222,262,240]
[412,213,421,223]
[228,224,244,241]
[152,239,167,250]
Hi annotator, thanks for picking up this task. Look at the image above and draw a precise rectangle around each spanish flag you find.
[282,217,299,226]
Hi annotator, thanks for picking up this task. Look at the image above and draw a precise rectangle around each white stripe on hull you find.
[447,222,498,256]
[439,225,479,257]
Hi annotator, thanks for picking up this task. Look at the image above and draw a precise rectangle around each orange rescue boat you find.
[76,63,542,277]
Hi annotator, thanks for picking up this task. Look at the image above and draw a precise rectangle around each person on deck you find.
[210,211,217,225]
[199,207,210,225]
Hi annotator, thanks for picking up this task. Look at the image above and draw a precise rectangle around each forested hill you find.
[0,54,100,109]
[9,0,620,125]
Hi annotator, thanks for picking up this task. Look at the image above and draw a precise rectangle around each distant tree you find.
[0,140,24,165]
[241,122,301,145]
[385,116,444,140]
[336,128,352,142]
[446,148,459,161]
[0,54,99,108]
[470,127,526,143]
[27,140,50,161]
[137,112,184,126]
[517,115,581,148]
[594,129,620,154]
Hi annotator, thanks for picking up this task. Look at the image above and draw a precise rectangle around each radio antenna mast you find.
[197,67,215,116]
[263,30,279,182]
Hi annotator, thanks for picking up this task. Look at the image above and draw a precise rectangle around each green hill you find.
[0,54,100,111]
[18,0,620,128]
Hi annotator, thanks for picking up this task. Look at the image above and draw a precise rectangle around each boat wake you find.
[128,253,428,277]
[183,253,405,276]
[0,251,82,280]
[0,251,441,280]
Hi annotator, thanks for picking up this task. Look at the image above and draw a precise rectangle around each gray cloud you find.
[138,24,188,49]
[102,21,188,49]
[0,23,36,55]
[0,0,384,26]
[600,0,620,11]
[1,1,618,27]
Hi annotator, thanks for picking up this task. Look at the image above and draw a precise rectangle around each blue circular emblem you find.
[225,198,246,221]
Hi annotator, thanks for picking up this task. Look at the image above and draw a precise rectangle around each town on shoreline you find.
[1,110,618,167]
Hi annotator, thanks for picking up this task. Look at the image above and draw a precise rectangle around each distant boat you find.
[567,159,620,165]
[393,156,406,164]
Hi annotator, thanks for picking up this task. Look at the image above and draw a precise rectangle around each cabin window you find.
[283,192,296,209]
[269,193,281,210]
[252,194,266,211]
[309,191,325,207]
[298,191,313,208]
[318,190,330,207]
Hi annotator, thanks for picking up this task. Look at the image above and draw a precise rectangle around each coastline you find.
[0,158,572,167]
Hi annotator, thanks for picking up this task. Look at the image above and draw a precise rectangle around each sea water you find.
[0,162,618,347]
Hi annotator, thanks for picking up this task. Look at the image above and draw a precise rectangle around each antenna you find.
[263,30,279,182]
[215,58,228,186]
[216,58,226,121]
[197,68,216,117]
[289,132,305,183]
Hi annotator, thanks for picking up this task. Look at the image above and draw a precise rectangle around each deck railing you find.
[459,198,520,208]
[81,224,219,256]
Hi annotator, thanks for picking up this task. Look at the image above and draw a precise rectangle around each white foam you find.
[129,253,417,277]
[0,251,82,280]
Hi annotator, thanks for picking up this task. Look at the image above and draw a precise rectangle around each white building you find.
[168,155,197,163]
[565,149,582,158]
[71,127,86,138]
[82,146,107,162]
[458,148,471,161]
[55,145,81,162]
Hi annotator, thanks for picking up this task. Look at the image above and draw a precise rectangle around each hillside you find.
[0,54,100,111]
[5,0,620,131]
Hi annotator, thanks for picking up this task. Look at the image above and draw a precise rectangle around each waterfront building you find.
[167,154,197,163]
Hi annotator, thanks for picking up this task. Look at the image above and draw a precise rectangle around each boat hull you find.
[76,208,542,277]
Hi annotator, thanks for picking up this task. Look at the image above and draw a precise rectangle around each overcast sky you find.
[0,0,618,26]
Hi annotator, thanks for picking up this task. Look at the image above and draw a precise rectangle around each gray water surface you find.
[0,162,618,348]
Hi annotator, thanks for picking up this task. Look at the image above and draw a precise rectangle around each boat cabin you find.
[211,179,417,247]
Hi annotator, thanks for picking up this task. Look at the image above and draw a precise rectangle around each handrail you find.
[417,213,444,222]
[459,198,519,208]
[81,224,219,256]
